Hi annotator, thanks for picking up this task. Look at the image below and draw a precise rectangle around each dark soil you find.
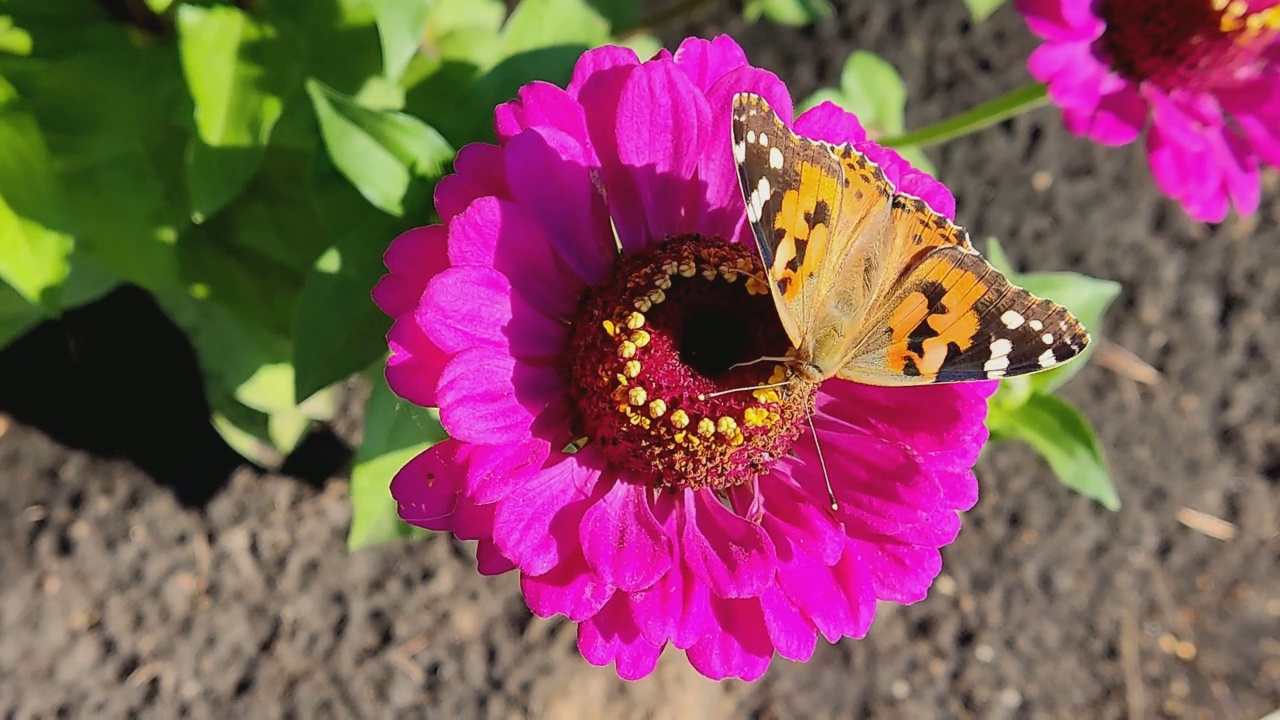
[3,1,1279,717]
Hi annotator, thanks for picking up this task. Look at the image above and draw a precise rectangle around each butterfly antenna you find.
[806,408,838,511]
[699,379,792,400]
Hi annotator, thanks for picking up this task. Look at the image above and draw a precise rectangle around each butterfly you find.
[731,92,1090,388]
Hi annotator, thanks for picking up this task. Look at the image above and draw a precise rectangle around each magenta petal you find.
[466,437,552,504]
[1016,0,1104,41]
[759,585,817,662]
[577,595,664,681]
[373,225,448,317]
[521,549,616,621]
[421,266,566,357]
[681,489,776,599]
[768,517,859,643]
[760,475,844,566]
[793,100,868,145]
[494,81,590,144]
[832,543,877,638]
[385,316,447,408]
[852,539,943,604]
[476,539,517,575]
[436,347,561,445]
[613,58,712,246]
[446,196,582,320]
[435,143,508,223]
[686,597,773,681]
[492,453,602,574]
[672,35,748,91]
[580,479,672,592]
[504,126,615,286]
[392,440,495,540]
[701,65,794,242]
[567,45,640,99]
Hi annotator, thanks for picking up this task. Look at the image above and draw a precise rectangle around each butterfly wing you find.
[731,93,894,371]
[839,243,1090,385]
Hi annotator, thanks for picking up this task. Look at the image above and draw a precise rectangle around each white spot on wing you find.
[1000,310,1025,329]
[768,146,784,169]
[759,133,769,147]
[746,130,756,144]
[984,356,1010,373]
[1038,349,1058,367]
[1029,320,1043,331]
[734,140,747,164]
[1042,333,1054,344]
[989,338,1013,359]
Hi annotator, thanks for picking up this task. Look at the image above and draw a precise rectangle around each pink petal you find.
[580,478,672,592]
[701,65,794,242]
[476,539,517,575]
[850,538,943,605]
[816,380,992,473]
[577,54,650,253]
[680,488,777,599]
[385,316,447,408]
[567,45,640,100]
[503,126,616,286]
[521,549,616,621]
[831,542,877,637]
[672,35,748,92]
[373,225,448,317]
[685,597,773,681]
[446,196,583,321]
[1080,86,1148,146]
[492,452,603,574]
[494,81,590,145]
[793,100,866,144]
[1015,0,1104,41]
[466,437,552,504]
[434,143,508,223]
[421,266,567,357]
[577,595,664,681]
[759,585,817,662]
[768,514,861,643]
[391,440,495,540]
[435,347,561,445]
[612,57,712,248]
[759,474,844,566]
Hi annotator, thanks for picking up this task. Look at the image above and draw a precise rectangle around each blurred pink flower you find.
[372,35,993,681]
[1018,0,1280,222]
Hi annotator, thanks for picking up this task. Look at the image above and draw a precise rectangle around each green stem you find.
[879,82,1051,149]
[618,0,720,40]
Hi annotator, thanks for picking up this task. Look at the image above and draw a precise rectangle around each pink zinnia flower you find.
[1018,0,1280,222]
[372,35,994,681]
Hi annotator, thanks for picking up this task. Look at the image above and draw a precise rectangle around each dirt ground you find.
[2,1,1278,717]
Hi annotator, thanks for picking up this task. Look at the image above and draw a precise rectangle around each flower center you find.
[565,235,815,491]
[1099,0,1280,90]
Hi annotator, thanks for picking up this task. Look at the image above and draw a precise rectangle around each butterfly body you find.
[731,93,1090,388]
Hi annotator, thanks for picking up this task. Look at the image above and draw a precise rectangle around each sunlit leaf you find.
[0,105,72,306]
[742,0,832,27]
[348,371,444,549]
[376,0,433,82]
[987,392,1119,510]
[964,0,1008,22]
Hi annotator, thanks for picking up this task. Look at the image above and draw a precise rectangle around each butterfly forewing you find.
[731,92,1091,387]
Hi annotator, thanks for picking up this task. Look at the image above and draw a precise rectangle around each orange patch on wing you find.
[771,162,838,302]
[886,265,989,380]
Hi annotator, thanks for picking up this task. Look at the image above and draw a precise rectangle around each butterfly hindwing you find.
[839,245,1090,385]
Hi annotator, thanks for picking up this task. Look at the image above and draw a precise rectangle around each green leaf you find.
[306,78,453,216]
[588,0,641,32]
[0,16,33,56]
[742,0,832,26]
[0,106,73,306]
[0,277,46,348]
[964,0,1008,22]
[177,4,302,217]
[348,371,445,550]
[500,0,610,56]
[292,246,392,402]
[985,237,1121,393]
[987,392,1120,510]
[376,0,433,82]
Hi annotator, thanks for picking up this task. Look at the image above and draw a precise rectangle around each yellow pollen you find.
[729,431,745,446]
[655,275,672,290]
[752,387,781,404]
[661,261,679,275]
[697,418,715,437]
[743,407,770,427]
[720,266,738,282]
[745,276,770,295]
[674,430,687,444]
[618,341,637,359]
[647,289,666,305]
[716,416,738,436]
[623,360,642,378]
[678,261,696,277]
[628,386,648,406]
[768,365,789,384]
[625,312,646,330]
[648,399,667,418]
[670,409,690,429]
[602,319,617,337]
[701,266,718,280]
[631,330,651,348]
[634,297,652,312]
